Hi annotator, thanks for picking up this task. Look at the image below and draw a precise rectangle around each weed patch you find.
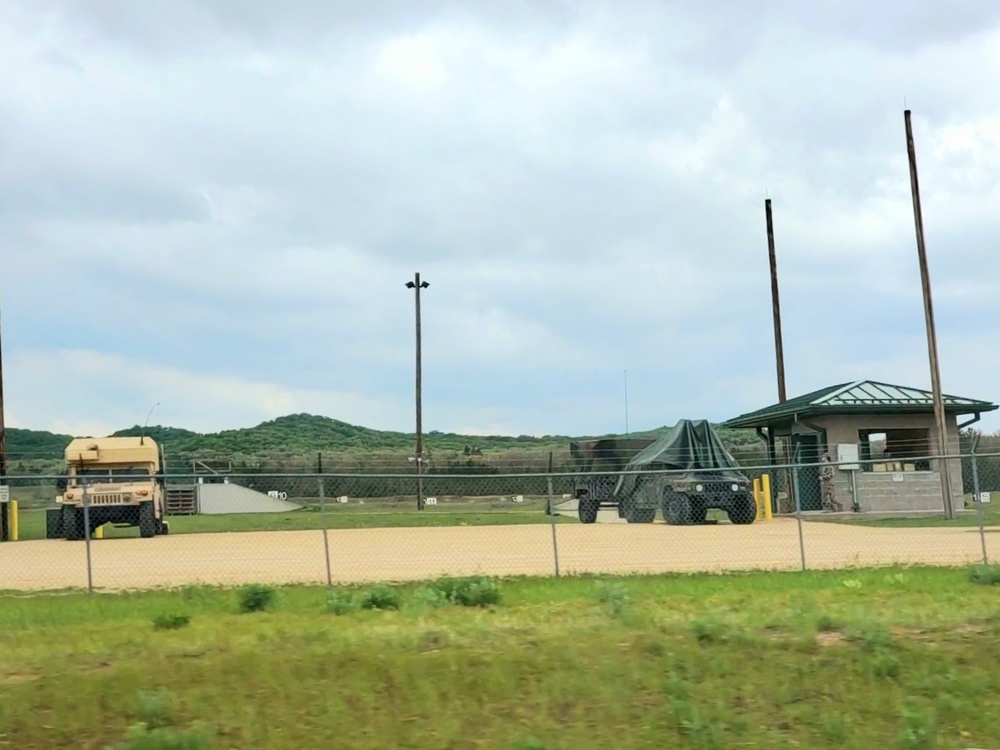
[432,575,502,607]
[845,622,894,652]
[968,565,1000,586]
[896,705,937,749]
[152,613,191,631]
[359,585,401,611]
[104,723,213,750]
[135,690,174,729]
[595,581,630,618]
[324,590,360,616]
[237,584,276,614]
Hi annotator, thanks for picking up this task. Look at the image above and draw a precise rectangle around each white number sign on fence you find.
[425,497,438,506]
[267,491,289,501]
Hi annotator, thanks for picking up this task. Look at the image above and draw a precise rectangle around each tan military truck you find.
[51,436,169,540]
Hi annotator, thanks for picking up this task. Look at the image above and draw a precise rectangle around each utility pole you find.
[0,296,6,541]
[623,369,629,435]
[904,109,954,519]
[765,198,787,404]
[406,273,429,511]
[765,198,792,516]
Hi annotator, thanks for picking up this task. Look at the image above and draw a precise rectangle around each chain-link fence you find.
[0,451,997,593]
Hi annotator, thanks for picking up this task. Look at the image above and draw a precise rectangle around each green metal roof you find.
[724,380,997,429]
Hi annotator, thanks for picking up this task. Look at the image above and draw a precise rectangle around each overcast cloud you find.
[3,0,1000,439]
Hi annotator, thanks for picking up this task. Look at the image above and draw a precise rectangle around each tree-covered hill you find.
[4,413,768,471]
[6,413,998,476]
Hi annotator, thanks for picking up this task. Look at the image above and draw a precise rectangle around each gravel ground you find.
[0,518,995,592]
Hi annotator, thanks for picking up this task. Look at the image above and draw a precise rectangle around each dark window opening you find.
[858,428,932,472]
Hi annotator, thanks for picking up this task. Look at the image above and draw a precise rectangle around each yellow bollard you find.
[761,474,773,520]
[9,501,18,541]
[95,524,104,540]
[753,478,762,519]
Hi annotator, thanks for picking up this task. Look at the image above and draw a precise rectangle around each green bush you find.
[433,575,502,607]
[595,581,630,618]
[359,585,401,611]
[968,566,1000,586]
[237,584,276,614]
[411,585,450,609]
[325,590,360,616]
[136,690,173,729]
[152,614,191,631]
[104,723,212,750]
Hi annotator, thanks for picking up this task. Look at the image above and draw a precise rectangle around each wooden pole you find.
[903,109,954,520]
[0,299,7,541]
[765,198,787,404]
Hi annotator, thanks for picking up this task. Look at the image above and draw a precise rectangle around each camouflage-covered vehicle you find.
[570,420,757,525]
[569,437,657,523]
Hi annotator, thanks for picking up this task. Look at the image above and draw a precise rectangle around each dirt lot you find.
[0,518,996,591]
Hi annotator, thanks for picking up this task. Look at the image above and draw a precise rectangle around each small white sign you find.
[425,497,438,506]
[891,473,904,483]
[267,490,289,501]
[836,443,860,471]
[512,495,524,503]
[336,495,349,504]
[978,492,991,504]
[0,485,8,502]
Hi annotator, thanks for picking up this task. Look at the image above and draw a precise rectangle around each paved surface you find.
[0,518,996,591]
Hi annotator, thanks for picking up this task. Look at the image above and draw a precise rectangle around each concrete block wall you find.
[804,413,965,513]
[854,471,947,512]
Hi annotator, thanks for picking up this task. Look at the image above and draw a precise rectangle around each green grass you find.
[830,499,1000,528]
[13,498,575,540]
[3,566,1000,748]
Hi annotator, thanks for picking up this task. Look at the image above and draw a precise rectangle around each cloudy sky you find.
[3,0,1000,439]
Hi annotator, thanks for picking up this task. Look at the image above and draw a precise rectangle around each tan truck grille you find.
[90,493,127,505]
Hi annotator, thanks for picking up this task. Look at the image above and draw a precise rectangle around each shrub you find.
[433,575,502,607]
[237,584,276,614]
[897,705,937,750]
[815,614,842,633]
[513,738,562,750]
[595,581,630,618]
[104,723,213,750]
[411,585,450,609]
[690,619,726,645]
[136,690,173,729]
[845,623,893,652]
[152,614,191,631]
[968,566,1000,586]
[359,585,401,611]
[325,590,359,616]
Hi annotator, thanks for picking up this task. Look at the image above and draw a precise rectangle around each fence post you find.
[790,449,807,571]
[318,475,333,589]
[82,479,94,594]
[547,453,560,577]
[762,473,773,520]
[971,440,988,566]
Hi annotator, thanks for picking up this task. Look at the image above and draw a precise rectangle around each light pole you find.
[406,273,429,510]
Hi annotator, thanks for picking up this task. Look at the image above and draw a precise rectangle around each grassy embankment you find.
[2,565,1000,749]
[12,497,576,541]
[829,500,1000,528]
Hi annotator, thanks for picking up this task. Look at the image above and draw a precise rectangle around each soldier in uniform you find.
[819,452,842,511]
